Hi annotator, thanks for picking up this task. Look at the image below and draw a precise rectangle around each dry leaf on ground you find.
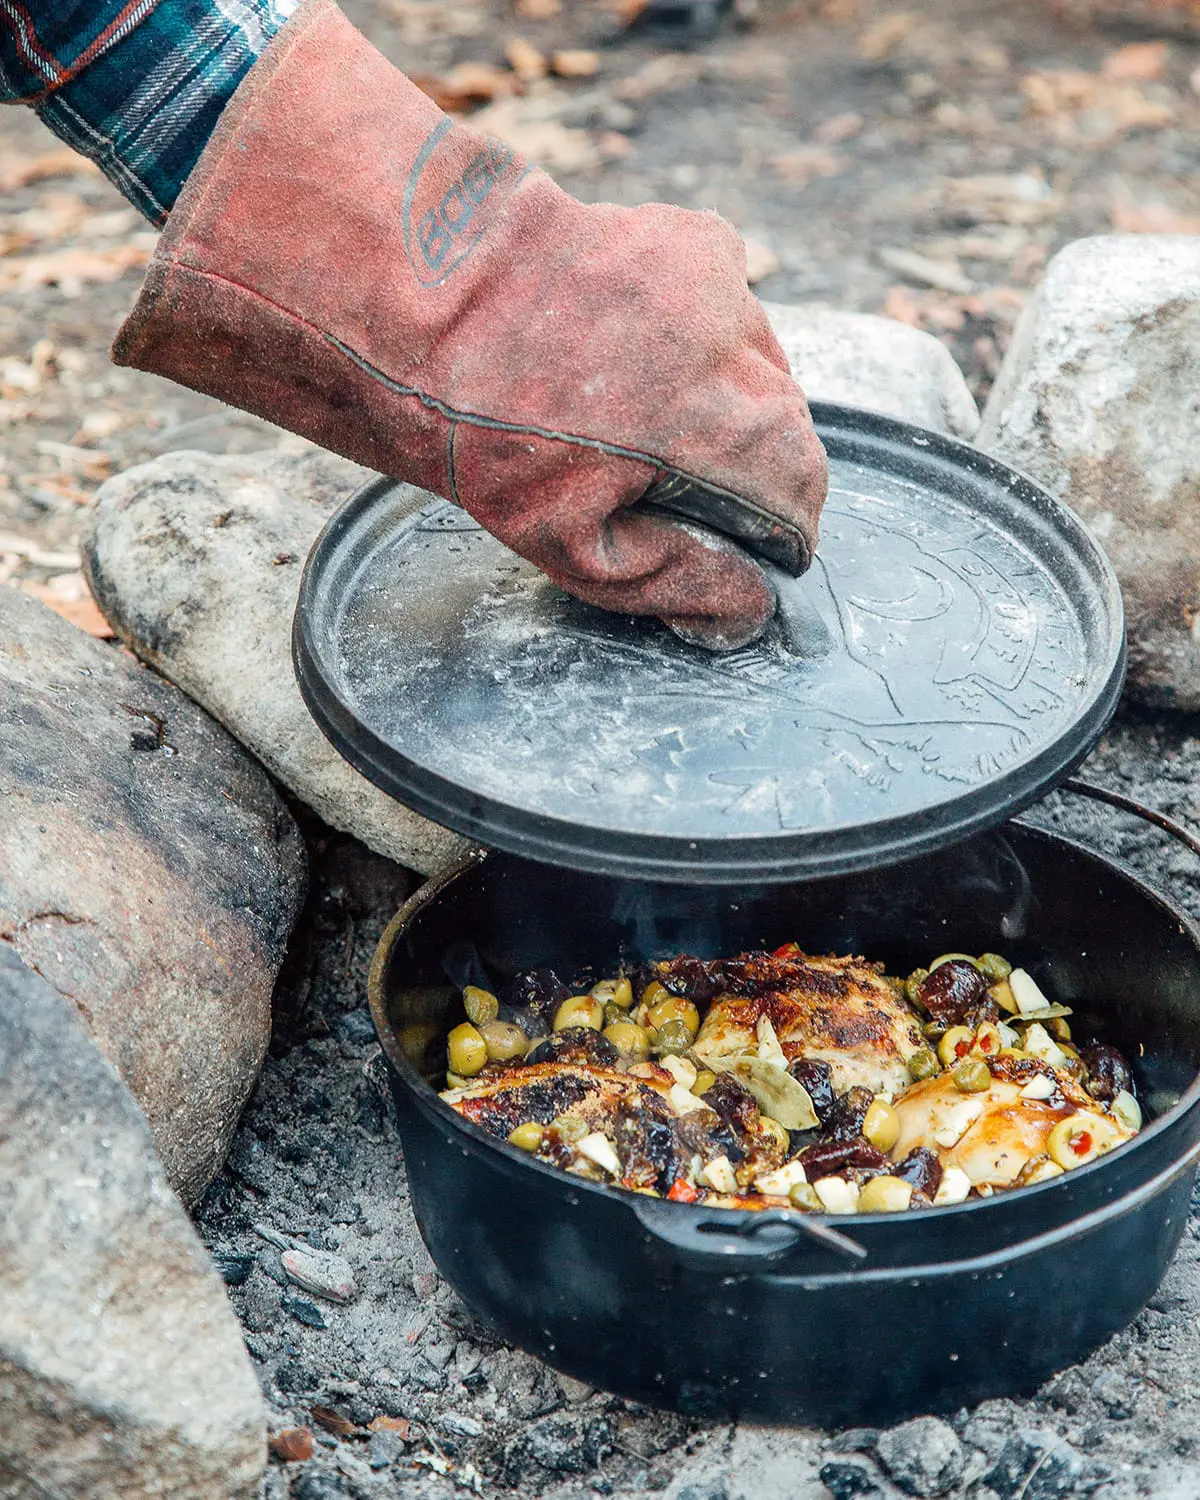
[268,1427,315,1462]
[505,37,548,80]
[878,246,972,294]
[770,146,844,187]
[742,236,780,284]
[0,146,98,194]
[1110,198,1200,232]
[412,61,518,112]
[1102,40,1168,80]
[551,49,601,78]
[857,11,918,60]
[0,244,152,296]
[20,573,114,639]
[310,1406,360,1438]
[1021,70,1175,140]
[515,0,561,18]
[470,99,602,171]
[368,1415,412,1437]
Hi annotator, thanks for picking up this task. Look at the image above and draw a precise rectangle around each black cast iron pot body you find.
[369,819,1200,1427]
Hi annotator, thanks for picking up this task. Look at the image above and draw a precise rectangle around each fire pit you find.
[293,404,1200,1427]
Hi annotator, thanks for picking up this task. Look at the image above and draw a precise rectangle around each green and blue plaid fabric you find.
[1,0,292,223]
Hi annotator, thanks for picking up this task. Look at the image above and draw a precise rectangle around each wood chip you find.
[551,49,600,78]
[0,147,99,194]
[857,11,918,60]
[0,533,78,570]
[770,146,844,187]
[268,1427,315,1462]
[0,244,152,297]
[505,37,547,81]
[515,0,561,18]
[1110,199,1200,233]
[411,61,518,113]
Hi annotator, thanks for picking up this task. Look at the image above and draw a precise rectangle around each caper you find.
[553,994,604,1032]
[907,1046,939,1082]
[479,1020,529,1063]
[904,968,930,1005]
[757,1116,791,1153]
[653,1019,694,1056]
[857,1175,914,1214]
[551,1114,588,1143]
[640,980,670,1009]
[862,1097,900,1153]
[647,995,701,1038]
[592,977,634,1010]
[447,1022,488,1077]
[976,952,1013,982]
[789,1182,822,1211]
[951,1056,991,1094]
[507,1121,544,1152]
[462,985,499,1027]
[937,1025,974,1069]
[692,1069,717,1095]
[603,1019,651,1062]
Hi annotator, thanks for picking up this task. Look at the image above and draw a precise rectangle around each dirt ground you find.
[3,0,1200,616]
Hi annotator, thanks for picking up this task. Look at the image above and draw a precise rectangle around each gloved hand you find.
[113,0,828,650]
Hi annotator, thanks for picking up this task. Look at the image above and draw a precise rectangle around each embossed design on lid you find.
[294,404,1125,883]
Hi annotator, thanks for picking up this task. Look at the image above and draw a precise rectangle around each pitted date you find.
[917,959,990,1026]
[892,1146,943,1200]
[798,1137,889,1180]
[821,1085,874,1141]
[1082,1044,1134,1103]
[786,1057,835,1120]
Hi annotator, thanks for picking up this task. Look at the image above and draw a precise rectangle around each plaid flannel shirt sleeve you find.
[0,0,294,224]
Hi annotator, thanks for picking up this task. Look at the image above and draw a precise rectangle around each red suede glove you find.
[113,0,828,650]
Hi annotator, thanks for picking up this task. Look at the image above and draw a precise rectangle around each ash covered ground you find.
[196,707,1200,1500]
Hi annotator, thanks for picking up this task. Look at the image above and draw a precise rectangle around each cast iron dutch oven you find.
[294,403,1200,1424]
[368,804,1200,1427]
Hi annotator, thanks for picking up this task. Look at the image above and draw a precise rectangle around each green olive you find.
[479,1020,529,1063]
[904,968,930,1005]
[447,1022,488,1077]
[640,980,670,1009]
[789,1182,822,1211]
[603,1020,651,1062]
[462,985,499,1027]
[907,1046,939,1082]
[646,995,701,1037]
[551,1114,588,1143]
[951,1056,991,1094]
[653,1019,694,1056]
[977,953,1013,982]
[862,1097,900,1153]
[938,1025,974,1069]
[692,1069,717,1095]
[757,1116,790,1153]
[593,976,634,1010]
[929,952,982,973]
[553,995,604,1032]
[972,1021,1003,1059]
[857,1175,914,1214]
[507,1121,544,1152]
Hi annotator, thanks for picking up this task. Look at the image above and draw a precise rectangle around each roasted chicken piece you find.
[890,1058,1135,1187]
[442,1061,786,1195]
[673,951,926,1097]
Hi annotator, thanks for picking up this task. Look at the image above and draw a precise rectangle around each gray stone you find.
[81,448,471,877]
[0,588,306,1203]
[874,1417,965,1496]
[0,945,265,1498]
[978,235,1200,709]
[761,301,980,437]
[819,1459,885,1497]
[281,1246,357,1304]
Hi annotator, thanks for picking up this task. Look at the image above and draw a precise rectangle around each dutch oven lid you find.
[293,403,1125,884]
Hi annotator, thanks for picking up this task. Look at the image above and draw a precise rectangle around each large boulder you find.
[0,588,306,1202]
[0,944,265,1498]
[82,449,471,877]
[761,302,980,438]
[978,235,1200,710]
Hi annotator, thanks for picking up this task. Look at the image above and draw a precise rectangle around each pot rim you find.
[368,823,1200,1238]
